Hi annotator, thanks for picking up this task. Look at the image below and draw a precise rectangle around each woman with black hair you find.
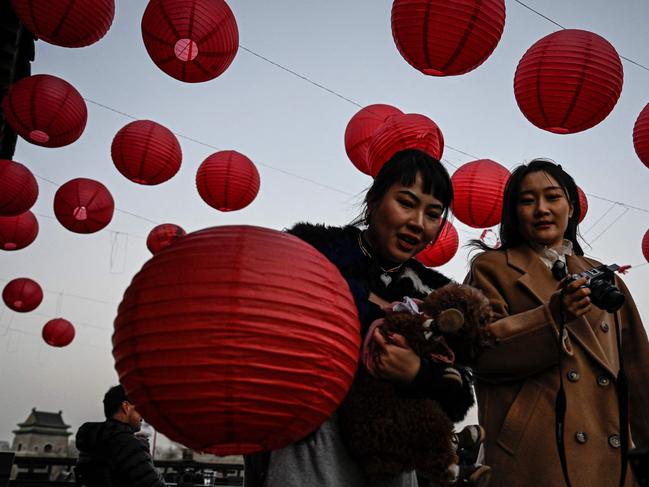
[245,149,486,487]
[465,159,649,487]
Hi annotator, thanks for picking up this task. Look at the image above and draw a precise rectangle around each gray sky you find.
[1,0,648,446]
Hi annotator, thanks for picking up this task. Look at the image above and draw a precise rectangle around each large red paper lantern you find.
[576,186,588,223]
[10,0,114,48]
[2,74,87,147]
[53,178,114,234]
[2,278,43,312]
[42,318,75,347]
[111,120,182,185]
[514,29,623,134]
[416,221,459,267]
[344,104,403,175]
[146,223,186,254]
[452,159,510,228]
[367,113,444,177]
[633,104,649,169]
[0,159,38,216]
[391,0,506,76]
[196,151,260,211]
[643,229,649,264]
[113,225,360,454]
[141,0,239,83]
[0,211,38,250]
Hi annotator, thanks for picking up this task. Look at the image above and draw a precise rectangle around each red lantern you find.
[111,120,182,185]
[576,186,588,223]
[196,151,260,211]
[451,159,510,228]
[42,318,75,347]
[2,278,43,312]
[367,113,444,177]
[344,104,403,175]
[141,0,239,83]
[146,224,186,254]
[643,229,649,264]
[53,178,114,234]
[0,159,38,216]
[633,104,649,169]
[10,0,114,48]
[514,29,623,134]
[2,74,87,147]
[391,0,506,76]
[416,221,459,267]
[0,211,38,250]
[113,225,360,454]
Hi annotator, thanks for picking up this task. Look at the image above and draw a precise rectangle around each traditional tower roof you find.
[13,409,71,437]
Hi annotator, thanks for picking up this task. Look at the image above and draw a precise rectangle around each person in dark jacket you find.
[75,385,166,487]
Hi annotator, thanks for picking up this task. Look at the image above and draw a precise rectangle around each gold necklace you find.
[357,231,404,274]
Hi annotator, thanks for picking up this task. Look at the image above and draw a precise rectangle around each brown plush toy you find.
[338,282,492,486]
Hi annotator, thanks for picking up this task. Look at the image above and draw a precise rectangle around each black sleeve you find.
[111,434,165,487]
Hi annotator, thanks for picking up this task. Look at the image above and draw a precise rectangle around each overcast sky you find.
[1,0,648,447]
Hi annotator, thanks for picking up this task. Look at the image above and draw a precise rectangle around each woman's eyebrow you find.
[397,190,443,210]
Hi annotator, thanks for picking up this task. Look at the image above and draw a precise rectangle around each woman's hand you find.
[551,276,592,322]
[372,328,421,383]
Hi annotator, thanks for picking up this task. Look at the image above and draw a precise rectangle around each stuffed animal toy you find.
[338,282,493,486]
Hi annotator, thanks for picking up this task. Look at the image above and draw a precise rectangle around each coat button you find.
[608,434,621,448]
[575,431,588,444]
[600,322,609,332]
[567,370,580,382]
[597,375,610,387]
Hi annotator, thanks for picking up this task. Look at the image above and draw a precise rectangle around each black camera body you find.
[569,264,625,313]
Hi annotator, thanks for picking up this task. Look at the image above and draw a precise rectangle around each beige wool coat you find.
[464,245,649,487]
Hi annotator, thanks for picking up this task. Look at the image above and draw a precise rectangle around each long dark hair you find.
[352,149,453,242]
[472,158,584,255]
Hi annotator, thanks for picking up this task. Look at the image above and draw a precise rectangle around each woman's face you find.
[366,173,444,263]
[516,171,573,248]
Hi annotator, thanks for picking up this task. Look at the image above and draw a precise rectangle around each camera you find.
[568,264,625,313]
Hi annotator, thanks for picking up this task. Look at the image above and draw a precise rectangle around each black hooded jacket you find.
[75,419,165,487]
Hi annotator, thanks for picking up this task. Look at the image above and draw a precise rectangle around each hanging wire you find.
[583,201,618,235]
[590,207,630,244]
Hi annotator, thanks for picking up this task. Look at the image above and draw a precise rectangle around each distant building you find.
[0,441,10,451]
[12,409,71,457]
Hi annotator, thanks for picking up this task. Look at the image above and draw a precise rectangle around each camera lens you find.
[590,279,625,312]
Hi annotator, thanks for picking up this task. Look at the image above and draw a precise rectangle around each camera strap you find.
[554,290,573,487]
[613,311,629,487]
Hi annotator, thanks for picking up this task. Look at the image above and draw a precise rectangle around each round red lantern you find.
[42,318,75,347]
[514,29,623,134]
[2,278,43,312]
[10,0,114,48]
[0,159,38,216]
[2,74,87,147]
[576,186,588,223]
[196,151,260,211]
[111,120,182,185]
[344,104,403,175]
[633,104,649,169]
[0,211,38,250]
[452,159,510,228]
[113,225,360,454]
[391,0,506,76]
[146,223,186,254]
[53,178,114,234]
[367,113,444,177]
[643,229,649,264]
[141,0,239,83]
[416,221,459,267]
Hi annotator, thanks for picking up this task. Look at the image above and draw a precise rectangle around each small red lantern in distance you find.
[2,74,87,147]
[0,159,38,216]
[111,120,182,185]
[643,229,649,264]
[367,113,444,177]
[10,0,115,48]
[451,159,510,228]
[53,178,114,234]
[391,0,506,76]
[576,186,588,223]
[3,278,43,312]
[416,221,459,267]
[344,104,403,175]
[196,151,260,211]
[633,103,649,169]
[42,318,75,347]
[514,29,623,134]
[141,0,239,83]
[0,211,38,250]
[113,225,360,454]
[146,224,186,254]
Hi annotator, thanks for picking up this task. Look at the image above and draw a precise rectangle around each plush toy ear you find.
[437,308,464,333]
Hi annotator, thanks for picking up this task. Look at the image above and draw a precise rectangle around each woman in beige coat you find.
[464,159,649,487]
